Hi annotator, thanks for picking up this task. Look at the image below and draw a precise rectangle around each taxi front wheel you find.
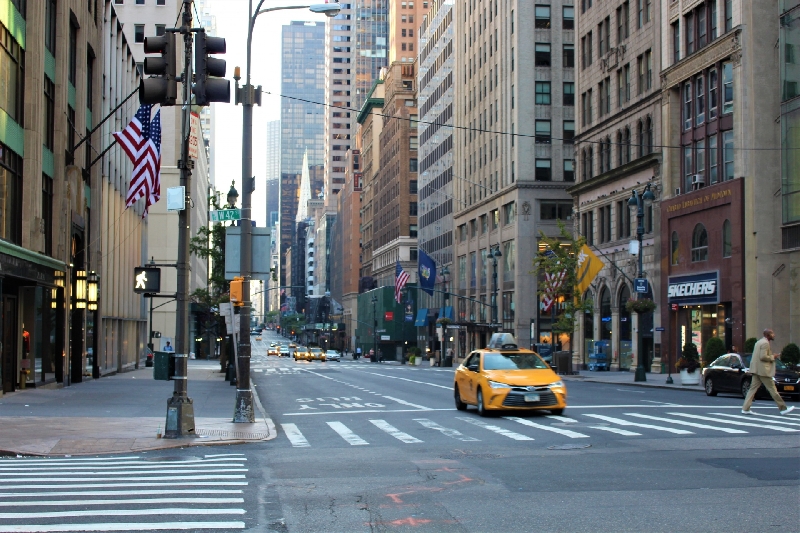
[454,386,467,411]
[476,388,488,417]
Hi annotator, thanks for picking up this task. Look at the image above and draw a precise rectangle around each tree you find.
[531,221,593,356]
[189,194,230,367]
[703,336,726,367]
[281,313,306,337]
[780,342,800,369]
[744,337,758,354]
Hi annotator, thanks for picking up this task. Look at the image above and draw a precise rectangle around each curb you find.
[563,375,703,392]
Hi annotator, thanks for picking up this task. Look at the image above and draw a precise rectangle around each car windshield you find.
[310,348,322,353]
[482,352,549,370]
[743,355,788,370]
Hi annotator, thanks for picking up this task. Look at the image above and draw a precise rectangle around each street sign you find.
[384,311,394,321]
[381,335,390,341]
[188,112,200,159]
[210,209,242,222]
[134,267,161,294]
[634,278,649,293]
[655,327,665,331]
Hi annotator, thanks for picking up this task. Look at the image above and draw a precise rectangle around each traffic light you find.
[230,276,244,307]
[193,30,230,106]
[140,33,177,106]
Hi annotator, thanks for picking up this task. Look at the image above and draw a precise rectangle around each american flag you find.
[395,261,410,303]
[113,104,162,217]
[541,249,567,313]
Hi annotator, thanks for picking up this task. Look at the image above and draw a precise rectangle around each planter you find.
[679,369,700,386]
[415,358,422,366]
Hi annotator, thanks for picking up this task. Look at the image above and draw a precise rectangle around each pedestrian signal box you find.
[230,276,244,307]
[153,351,174,381]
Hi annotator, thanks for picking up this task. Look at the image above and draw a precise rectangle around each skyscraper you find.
[354,1,389,112]
[266,119,280,227]
[279,21,326,288]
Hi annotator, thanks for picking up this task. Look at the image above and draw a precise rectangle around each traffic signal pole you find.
[166,0,195,438]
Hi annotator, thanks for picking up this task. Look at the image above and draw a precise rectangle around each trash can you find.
[555,351,573,375]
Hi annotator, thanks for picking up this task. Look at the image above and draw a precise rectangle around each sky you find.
[204,0,330,227]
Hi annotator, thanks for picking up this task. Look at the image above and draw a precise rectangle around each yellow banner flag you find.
[575,244,604,295]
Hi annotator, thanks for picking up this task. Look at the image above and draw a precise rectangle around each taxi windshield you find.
[483,352,549,370]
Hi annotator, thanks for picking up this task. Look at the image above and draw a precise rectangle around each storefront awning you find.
[439,306,454,320]
[414,309,427,327]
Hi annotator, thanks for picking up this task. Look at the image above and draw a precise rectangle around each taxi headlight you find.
[548,380,565,389]
[488,380,512,389]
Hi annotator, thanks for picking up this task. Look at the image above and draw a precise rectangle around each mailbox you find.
[153,351,175,381]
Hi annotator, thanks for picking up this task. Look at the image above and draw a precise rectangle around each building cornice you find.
[660,28,742,91]
[567,152,661,196]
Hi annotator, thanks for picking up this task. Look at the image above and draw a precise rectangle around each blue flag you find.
[418,249,437,296]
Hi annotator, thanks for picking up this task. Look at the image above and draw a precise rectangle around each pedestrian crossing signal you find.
[230,276,244,307]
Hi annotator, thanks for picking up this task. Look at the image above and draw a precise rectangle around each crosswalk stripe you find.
[545,415,640,436]
[370,420,423,443]
[0,463,246,472]
[414,419,479,442]
[0,508,245,520]
[0,490,243,498]
[669,413,800,432]
[0,498,244,507]
[0,482,248,490]
[327,421,369,445]
[281,423,310,447]
[713,413,800,426]
[0,475,245,483]
[7,468,247,476]
[457,417,534,441]
[584,414,694,434]
[0,458,244,467]
[624,413,747,433]
[0,521,245,532]
[504,417,589,438]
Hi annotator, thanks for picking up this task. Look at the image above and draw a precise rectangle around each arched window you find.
[645,117,653,154]
[623,127,631,163]
[691,224,708,262]
[671,231,680,265]
[618,284,632,343]
[583,289,595,343]
[637,120,644,158]
[600,286,612,340]
[722,219,732,257]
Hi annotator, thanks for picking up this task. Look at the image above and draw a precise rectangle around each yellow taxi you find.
[268,344,280,356]
[306,347,326,362]
[454,333,566,416]
[294,347,310,361]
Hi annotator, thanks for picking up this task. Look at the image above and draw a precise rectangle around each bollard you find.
[19,369,29,390]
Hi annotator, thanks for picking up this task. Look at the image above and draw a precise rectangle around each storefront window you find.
[480,249,487,287]
[503,241,515,282]
[691,223,708,261]
[583,289,594,366]
[618,285,632,370]
[600,286,612,340]
[0,144,23,244]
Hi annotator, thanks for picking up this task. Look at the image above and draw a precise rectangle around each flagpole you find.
[165,0,196,438]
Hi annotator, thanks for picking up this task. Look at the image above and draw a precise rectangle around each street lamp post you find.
[440,266,451,367]
[628,183,655,383]
[489,245,503,332]
[234,1,341,422]
[371,294,378,363]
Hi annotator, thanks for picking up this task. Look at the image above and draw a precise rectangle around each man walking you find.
[742,329,795,415]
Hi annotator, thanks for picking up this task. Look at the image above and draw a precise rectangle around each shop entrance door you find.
[2,296,18,393]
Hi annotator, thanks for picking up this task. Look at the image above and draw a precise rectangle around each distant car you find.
[268,345,280,356]
[307,347,326,362]
[294,347,310,362]
[280,344,291,357]
[703,353,799,399]
[325,350,341,361]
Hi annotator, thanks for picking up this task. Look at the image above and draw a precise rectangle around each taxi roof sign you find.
[487,333,518,350]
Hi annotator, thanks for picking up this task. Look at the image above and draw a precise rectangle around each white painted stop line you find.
[370,420,423,443]
[281,423,310,447]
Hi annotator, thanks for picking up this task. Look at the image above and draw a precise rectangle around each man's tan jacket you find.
[749,337,776,377]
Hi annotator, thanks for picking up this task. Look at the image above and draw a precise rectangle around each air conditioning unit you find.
[674,187,681,196]
[691,174,705,189]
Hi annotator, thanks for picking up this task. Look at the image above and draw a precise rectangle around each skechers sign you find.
[667,271,719,305]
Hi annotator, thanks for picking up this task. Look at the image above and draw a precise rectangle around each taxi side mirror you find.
[467,364,479,372]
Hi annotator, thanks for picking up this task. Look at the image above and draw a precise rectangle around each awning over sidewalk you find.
[439,306,453,320]
[414,309,427,327]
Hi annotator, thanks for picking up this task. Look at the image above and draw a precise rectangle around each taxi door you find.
[456,352,480,404]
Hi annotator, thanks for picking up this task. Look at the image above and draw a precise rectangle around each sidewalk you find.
[561,369,704,392]
[0,360,275,457]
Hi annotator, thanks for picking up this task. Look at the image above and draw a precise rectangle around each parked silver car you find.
[325,350,341,361]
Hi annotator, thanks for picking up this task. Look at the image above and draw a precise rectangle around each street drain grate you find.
[439,452,503,460]
[195,429,270,439]
[547,443,591,450]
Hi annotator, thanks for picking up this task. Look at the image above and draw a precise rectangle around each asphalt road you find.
[2,329,797,532]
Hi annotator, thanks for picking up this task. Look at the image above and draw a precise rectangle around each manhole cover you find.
[547,444,591,450]
[439,452,503,459]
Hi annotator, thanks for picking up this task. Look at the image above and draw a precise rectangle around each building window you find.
[722,219,732,257]
[535,5,551,28]
[563,120,575,143]
[691,224,709,262]
[503,202,516,225]
[683,81,693,131]
[671,231,680,265]
[535,120,551,144]
[723,129,734,180]
[470,219,477,237]
[480,214,488,234]
[535,159,552,181]
[684,144,693,191]
[582,31,592,68]
[724,0,732,32]
[69,20,78,84]
[563,44,574,68]
[44,78,55,150]
[155,24,166,36]
[0,144,23,245]
[410,224,418,238]
[42,174,53,255]
[459,255,466,288]
[87,48,95,111]
[696,139,706,186]
[134,24,145,43]
[599,77,610,115]
[582,211,595,245]
[722,61,733,114]
[564,82,575,105]
[698,4,707,48]
[617,200,629,239]
[136,0,145,4]
[409,202,418,216]
[459,224,467,242]
[535,43,551,67]
[45,0,57,54]
[541,202,573,221]
[709,68,718,120]
[686,12,695,55]
[618,2,629,43]
[709,134,718,183]
[672,21,680,64]
[563,6,574,30]
[502,292,515,330]
[564,159,575,182]
[696,75,705,126]
[0,25,24,124]
[535,82,551,104]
